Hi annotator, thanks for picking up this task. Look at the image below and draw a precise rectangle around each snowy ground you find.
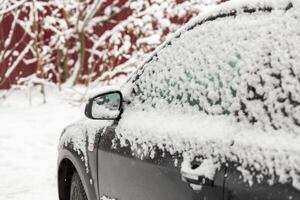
[0,87,85,200]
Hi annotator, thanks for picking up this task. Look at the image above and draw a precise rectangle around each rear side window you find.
[131,3,300,133]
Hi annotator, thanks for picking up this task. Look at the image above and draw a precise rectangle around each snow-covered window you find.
[117,1,300,189]
[129,2,300,134]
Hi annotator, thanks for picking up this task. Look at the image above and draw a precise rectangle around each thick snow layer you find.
[130,0,296,72]
[0,88,83,200]
[119,0,300,190]
[181,158,219,181]
[130,0,300,133]
[117,110,300,188]
[88,85,121,99]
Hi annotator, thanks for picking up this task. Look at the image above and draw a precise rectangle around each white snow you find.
[0,88,84,200]
[118,0,300,190]
[116,109,300,189]
[88,85,121,99]
[1,0,300,197]
[4,40,34,78]
[181,157,219,180]
[100,196,116,200]
[59,118,113,172]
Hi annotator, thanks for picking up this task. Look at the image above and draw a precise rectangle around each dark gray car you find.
[57,1,300,200]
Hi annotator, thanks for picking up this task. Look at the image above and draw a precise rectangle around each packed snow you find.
[0,88,84,200]
[118,0,300,190]
[58,0,300,192]
[1,0,300,199]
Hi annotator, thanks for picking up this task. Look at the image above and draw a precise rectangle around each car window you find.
[128,4,300,133]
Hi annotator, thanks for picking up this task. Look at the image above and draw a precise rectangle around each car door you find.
[97,4,231,200]
[97,123,226,200]
[220,2,300,199]
[223,161,300,200]
[97,1,300,200]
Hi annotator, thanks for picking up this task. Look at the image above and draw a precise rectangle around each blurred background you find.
[0,0,226,101]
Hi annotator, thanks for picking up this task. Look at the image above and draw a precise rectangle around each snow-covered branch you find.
[0,0,26,16]
[0,0,220,92]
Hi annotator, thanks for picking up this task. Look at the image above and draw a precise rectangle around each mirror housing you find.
[85,90,123,120]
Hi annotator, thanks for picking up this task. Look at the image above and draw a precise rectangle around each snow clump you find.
[117,0,300,190]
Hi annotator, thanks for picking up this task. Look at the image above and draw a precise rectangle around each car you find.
[57,0,300,200]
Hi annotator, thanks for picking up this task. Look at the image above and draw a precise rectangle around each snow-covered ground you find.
[0,88,84,200]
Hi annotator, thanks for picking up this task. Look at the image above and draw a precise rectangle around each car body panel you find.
[58,129,102,200]
[223,162,300,200]
[57,1,300,200]
[97,125,225,200]
[58,145,97,200]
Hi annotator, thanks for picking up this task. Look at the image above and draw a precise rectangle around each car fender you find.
[58,143,99,200]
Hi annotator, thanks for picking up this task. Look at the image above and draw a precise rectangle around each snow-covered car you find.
[57,0,300,200]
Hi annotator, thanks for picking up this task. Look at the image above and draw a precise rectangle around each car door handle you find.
[181,171,214,187]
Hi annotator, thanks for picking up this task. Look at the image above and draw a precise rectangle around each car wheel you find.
[70,171,88,200]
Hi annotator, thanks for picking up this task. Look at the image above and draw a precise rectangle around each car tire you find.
[70,171,88,200]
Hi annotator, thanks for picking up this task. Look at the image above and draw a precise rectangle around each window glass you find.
[129,6,300,132]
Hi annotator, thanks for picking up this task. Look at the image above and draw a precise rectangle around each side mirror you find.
[85,91,122,120]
